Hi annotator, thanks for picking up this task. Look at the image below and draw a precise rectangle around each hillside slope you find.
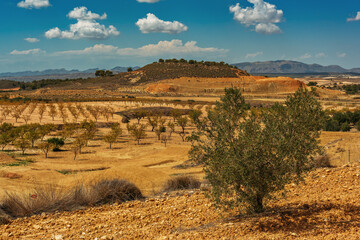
[1,164,360,239]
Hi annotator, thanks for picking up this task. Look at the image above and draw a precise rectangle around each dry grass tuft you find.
[0,178,143,221]
[163,176,201,192]
[90,179,143,205]
[314,154,332,168]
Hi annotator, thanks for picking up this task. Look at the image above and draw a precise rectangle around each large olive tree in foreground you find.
[189,87,324,213]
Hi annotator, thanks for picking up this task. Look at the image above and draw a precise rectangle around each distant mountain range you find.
[232,60,360,74]
[0,66,140,81]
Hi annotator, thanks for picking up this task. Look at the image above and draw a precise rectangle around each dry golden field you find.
[0,99,359,199]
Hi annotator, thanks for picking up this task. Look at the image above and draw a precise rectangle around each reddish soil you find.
[1,164,360,239]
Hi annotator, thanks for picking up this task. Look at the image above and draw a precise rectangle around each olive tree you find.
[189,87,324,214]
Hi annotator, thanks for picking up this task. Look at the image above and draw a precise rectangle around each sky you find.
[0,0,359,72]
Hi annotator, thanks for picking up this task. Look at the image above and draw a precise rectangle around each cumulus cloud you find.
[25,37,40,43]
[10,49,45,55]
[17,0,50,9]
[230,0,284,34]
[45,7,119,40]
[55,40,227,56]
[245,51,263,59]
[338,53,346,58]
[67,6,107,20]
[137,0,160,3]
[136,13,188,34]
[347,11,360,22]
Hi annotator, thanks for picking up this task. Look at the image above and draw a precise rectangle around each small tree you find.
[160,134,168,147]
[11,107,22,123]
[155,125,166,141]
[13,127,31,155]
[127,123,147,145]
[176,116,188,133]
[22,114,31,124]
[170,109,182,122]
[133,110,147,124]
[25,124,42,148]
[167,121,175,138]
[80,120,97,146]
[38,104,46,123]
[60,123,78,141]
[189,87,324,213]
[72,136,87,159]
[189,109,202,125]
[38,142,54,158]
[48,104,58,121]
[147,116,159,132]
[103,123,122,149]
[0,123,16,150]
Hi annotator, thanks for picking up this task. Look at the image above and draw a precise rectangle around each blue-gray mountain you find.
[0,66,140,80]
[232,61,360,74]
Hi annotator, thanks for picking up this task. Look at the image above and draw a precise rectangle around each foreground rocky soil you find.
[1,164,360,239]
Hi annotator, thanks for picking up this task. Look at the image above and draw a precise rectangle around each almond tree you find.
[11,107,22,123]
[0,123,16,150]
[176,116,188,133]
[48,104,58,121]
[13,126,31,155]
[167,121,175,138]
[103,123,122,149]
[127,123,147,145]
[38,142,54,158]
[38,104,46,123]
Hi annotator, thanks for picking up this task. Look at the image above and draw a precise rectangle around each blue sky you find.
[0,0,359,72]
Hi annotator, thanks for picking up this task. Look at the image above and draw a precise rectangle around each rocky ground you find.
[1,163,360,239]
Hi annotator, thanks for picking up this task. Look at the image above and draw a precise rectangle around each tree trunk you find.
[253,194,264,213]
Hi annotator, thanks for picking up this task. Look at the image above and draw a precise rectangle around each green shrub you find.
[47,138,65,151]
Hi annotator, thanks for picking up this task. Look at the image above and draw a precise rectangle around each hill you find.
[233,60,360,74]
[8,61,249,91]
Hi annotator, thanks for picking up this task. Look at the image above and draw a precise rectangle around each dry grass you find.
[313,154,332,168]
[0,178,143,219]
[163,176,201,192]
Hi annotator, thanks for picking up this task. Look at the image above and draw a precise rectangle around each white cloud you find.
[299,53,312,60]
[245,51,263,59]
[24,37,40,43]
[67,6,107,20]
[230,0,284,34]
[45,7,119,40]
[10,49,45,55]
[17,0,50,9]
[347,11,360,22]
[55,40,227,56]
[136,13,188,34]
[255,23,282,34]
[315,53,326,58]
[338,53,347,58]
[137,0,160,3]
